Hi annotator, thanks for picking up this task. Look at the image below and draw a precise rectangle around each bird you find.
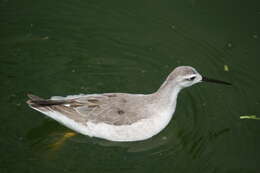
[27,66,231,142]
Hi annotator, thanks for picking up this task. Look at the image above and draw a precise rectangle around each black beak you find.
[202,76,232,85]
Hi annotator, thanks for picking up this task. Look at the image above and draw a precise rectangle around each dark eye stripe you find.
[187,76,196,81]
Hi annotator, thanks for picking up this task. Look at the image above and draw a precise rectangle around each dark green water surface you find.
[1,0,260,172]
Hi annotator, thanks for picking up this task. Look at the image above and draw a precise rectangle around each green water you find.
[1,0,260,172]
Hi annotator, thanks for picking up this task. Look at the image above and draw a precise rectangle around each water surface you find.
[1,0,260,172]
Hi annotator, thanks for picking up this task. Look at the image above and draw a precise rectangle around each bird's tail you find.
[26,94,87,135]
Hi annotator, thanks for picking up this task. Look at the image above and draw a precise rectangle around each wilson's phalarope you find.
[27,66,231,142]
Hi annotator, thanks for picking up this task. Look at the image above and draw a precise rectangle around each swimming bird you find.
[27,66,231,142]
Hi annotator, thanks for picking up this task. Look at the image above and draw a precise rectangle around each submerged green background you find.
[1,0,260,172]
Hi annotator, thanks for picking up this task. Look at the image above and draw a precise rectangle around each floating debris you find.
[80,86,89,91]
[253,34,258,39]
[42,36,49,40]
[162,136,167,140]
[224,65,229,72]
[16,103,21,107]
[227,42,233,48]
[141,69,146,73]
[240,115,260,120]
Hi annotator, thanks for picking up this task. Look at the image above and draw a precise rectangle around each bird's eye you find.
[186,76,196,81]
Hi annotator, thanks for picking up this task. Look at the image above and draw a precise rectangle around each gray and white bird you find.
[27,66,231,142]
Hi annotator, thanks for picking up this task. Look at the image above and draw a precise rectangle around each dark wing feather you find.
[27,94,71,106]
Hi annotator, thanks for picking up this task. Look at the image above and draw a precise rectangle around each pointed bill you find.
[202,76,232,85]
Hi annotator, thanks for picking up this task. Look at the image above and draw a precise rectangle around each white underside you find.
[31,106,174,142]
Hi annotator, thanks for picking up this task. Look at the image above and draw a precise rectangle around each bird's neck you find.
[155,79,182,109]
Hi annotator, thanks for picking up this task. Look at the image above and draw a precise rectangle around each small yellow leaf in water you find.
[240,115,260,120]
[224,65,229,72]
